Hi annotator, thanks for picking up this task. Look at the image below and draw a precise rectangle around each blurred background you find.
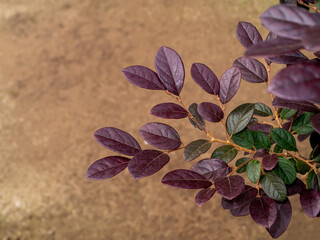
[0,0,319,239]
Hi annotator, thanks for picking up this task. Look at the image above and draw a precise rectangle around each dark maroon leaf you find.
[249,196,277,228]
[235,21,263,48]
[230,204,250,217]
[315,51,320,58]
[190,158,232,181]
[301,26,320,51]
[197,102,224,123]
[282,121,291,131]
[260,5,320,40]
[233,57,267,83]
[221,185,258,209]
[191,63,219,95]
[128,150,169,180]
[272,97,320,113]
[245,38,303,58]
[311,113,320,134]
[253,148,269,158]
[286,178,306,196]
[298,133,311,142]
[87,156,130,180]
[139,122,181,150]
[267,198,292,239]
[262,154,278,171]
[219,67,241,104]
[94,127,141,156]
[161,169,212,189]
[248,123,271,135]
[268,63,320,101]
[300,189,320,218]
[195,188,216,207]
[214,175,245,200]
[150,102,188,119]
[155,46,184,96]
[267,50,308,64]
[122,65,165,90]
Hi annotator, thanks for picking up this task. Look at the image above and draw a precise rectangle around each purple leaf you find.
[260,5,320,40]
[300,189,320,218]
[301,26,320,51]
[161,169,212,189]
[235,22,263,48]
[249,196,277,228]
[248,123,271,135]
[253,148,269,158]
[267,50,308,65]
[139,122,181,150]
[221,185,258,209]
[245,38,303,58]
[150,102,188,119]
[190,158,232,181]
[262,154,278,171]
[311,113,320,134]
[128,150,169,180]
[195,188,216,207]
[155,46,184,96]
[233,57,267,83]
[298,133,311,142]
[315,51,320,58]
[272,97,320,113]
[267,198,292,239]
[268,63,320,101]
[122,65,165,90]
[219,67,241,104]
[286,178,306,196]
[87,156,130,180]
[230,204,250,217]
[197,102,224,123]
[191,63,219,95]
[214,175,245,200]
[94,127,141,156]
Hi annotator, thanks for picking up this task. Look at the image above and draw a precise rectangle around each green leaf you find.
[272,157,296,185]
[307,170,315,189]
[296,159,311,174]
[254,102,273,117]
[270,128,297,151]
[252,130,271,150]
[226,103,255,136]
[211,145,238,163]
[317,0,320,11]
[273,144,283,153]
[292,112,314,135]
[188,103,206,131]
[312,173,320,193]
[280,108,297,120]
[260,173,287,202]
[246,159,261,184]
[231,128,254,150]
[235,157,250,173]
[184,139,211,162]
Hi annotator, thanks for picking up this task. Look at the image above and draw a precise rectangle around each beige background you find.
[0,0,319,239]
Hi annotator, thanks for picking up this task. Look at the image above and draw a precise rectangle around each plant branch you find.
[297,0,320,13]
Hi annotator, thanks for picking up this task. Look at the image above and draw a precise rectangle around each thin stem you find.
[257,121,278,128]
[164,145,185,154]
[209,136,255,154]
[297,0,320,13]
[227,157,252,176]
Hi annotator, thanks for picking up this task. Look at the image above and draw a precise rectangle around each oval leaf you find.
[122,65,165,90]
[280,108,298,120]
[270,128,297,151]
[249,196,277,228]
[226,103,255,136]
[191,63,219,95]
[260,173,287,202]
[161,169,212,189]
[292,112,314,135]
[211,145,238,163]
[197,102,224,123]
[230,204,250,217]
[235,21,263,48]
[235,157,250,173]
[262,154,278,171]
[248,123,271,135]
[214,175,245,200]
[311,113,320,134]
[87,156,130,180]
[252,130,271,150]
[195,188,216,207]
[247,159,261,184]
[94,127,141,156]
[190,158,232,181]
[184,139,211,162]
[150,102,188,119]
[272,97,319,113]
[268,63,320,102]
[272,157,296,185]
[219,67,241,104]
[254,103,273,117]
[231,128,254,150]
[300,189,320,218]
[128,150,169,180]
[188,103,206,130]
[267,50,308,65]
[222,185,258,209]
[155,46,184,96]
[286,178,306,196]
[139,122,181,150]
[233,57,267,83]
